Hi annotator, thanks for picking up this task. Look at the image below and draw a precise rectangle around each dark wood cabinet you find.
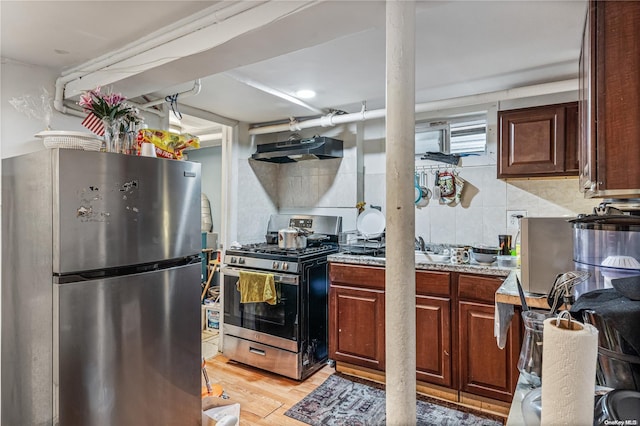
[498,102,579,178]
[579,0,640,198]
[329,264,385,370]
[457,274,520,402]
[416,271,452,387]
[329,263,519,406]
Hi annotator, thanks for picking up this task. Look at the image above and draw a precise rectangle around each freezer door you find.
[53,150,201,273]
[54,263,201,425]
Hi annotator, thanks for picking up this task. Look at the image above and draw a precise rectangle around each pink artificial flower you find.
[104,92,126,107]
[78,92,93,109]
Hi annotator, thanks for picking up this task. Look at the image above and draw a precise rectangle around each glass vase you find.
[102,117,123,153]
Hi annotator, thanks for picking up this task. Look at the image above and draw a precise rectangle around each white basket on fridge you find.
[35,130,102,151]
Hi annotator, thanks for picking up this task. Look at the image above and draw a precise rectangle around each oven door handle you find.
[221,266,299,286]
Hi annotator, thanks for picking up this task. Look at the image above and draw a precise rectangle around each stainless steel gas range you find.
[221,214,342,380]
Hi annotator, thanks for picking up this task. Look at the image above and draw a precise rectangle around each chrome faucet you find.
[415,236,426,252]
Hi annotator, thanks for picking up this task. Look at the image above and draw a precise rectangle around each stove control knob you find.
[230,257,237,263]
[282,262,288,271]
[238,257,245,264]
[272,261,279,269]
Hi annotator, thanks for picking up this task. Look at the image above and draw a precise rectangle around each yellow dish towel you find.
[237,271,277,305]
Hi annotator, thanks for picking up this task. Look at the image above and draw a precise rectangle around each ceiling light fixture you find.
[295,89,316,99]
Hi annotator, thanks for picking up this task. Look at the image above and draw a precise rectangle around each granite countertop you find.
[328,253,512,277]
[496,271,550,310]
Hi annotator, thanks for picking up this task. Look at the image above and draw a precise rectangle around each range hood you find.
[251,136,343,163]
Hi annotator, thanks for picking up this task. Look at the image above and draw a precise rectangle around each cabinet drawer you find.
[458,274,504,304]
[416,270,451,297]
[330,263,385,290]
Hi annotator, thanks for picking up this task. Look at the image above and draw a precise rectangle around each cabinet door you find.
[592,1,640,196]
[498,104,573,178]
[416,295,451,387]
[458,301,520,402]
[329,285,385,370]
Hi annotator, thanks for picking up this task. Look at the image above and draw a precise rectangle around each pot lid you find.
[596,390,640,422]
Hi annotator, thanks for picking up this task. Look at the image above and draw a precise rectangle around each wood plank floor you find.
[203,355,506,425]
[203,355,333,425]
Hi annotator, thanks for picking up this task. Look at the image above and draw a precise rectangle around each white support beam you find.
[385,1,417,425]
[63,1,317,99]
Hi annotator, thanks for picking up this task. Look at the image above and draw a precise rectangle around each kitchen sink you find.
[415,251,450,264]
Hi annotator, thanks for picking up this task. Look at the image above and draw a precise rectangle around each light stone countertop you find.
[495,270,550,309]
[328,252,513,277]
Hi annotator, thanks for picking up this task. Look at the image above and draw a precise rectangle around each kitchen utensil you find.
[356,207,385,239]
[416,172,430,208]
[432,170,441,200]
[306,233,329,247]
[278,227,307,249]
[546,270,591,313]
[414,173,422,205]
[421,172,432,199]
[516,274,529,312]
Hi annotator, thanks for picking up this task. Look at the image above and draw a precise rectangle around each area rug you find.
[285,373,504,426]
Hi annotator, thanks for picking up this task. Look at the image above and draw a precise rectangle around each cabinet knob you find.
[444,350,449,357]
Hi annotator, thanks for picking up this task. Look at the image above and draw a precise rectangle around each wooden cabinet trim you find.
[329,263,385,290]
[458,274,505,304]
[416,270,451,297]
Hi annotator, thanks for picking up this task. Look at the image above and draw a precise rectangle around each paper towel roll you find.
[540,316,599,426]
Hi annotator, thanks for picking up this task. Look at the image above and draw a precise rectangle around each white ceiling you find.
[1,1,588,127]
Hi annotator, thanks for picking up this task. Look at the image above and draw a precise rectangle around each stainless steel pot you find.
[278,227,307,249]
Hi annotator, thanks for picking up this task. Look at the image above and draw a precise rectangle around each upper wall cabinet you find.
[579,0,640,198]
[497,102,578,178]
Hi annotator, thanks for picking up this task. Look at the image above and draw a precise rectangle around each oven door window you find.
[223,274,298,341]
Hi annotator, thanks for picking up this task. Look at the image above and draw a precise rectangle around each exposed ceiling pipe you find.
[247,78,578,135]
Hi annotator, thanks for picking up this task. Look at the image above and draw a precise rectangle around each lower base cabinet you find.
[329,264,385,370]
[329,263,521,405]
[458,301,521,401]
[458,273,521,403]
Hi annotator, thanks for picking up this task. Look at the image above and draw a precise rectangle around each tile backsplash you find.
[366,165,597,247]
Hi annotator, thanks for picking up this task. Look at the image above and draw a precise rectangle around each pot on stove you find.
[278,227,307,250]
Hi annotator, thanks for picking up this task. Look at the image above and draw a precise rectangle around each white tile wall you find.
[409,165,599,247]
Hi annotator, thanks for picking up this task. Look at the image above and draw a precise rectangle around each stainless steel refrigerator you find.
[2,149,202,425]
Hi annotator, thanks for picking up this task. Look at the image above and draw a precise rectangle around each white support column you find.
[385,1,416,425]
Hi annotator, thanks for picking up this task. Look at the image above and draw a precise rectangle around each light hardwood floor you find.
[203,355,333,425]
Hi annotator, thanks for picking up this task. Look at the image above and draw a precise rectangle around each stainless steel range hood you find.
[251,136,343,163]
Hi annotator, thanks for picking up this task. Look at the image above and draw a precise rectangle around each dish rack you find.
[339,230,385,255]
[35,131,102,151]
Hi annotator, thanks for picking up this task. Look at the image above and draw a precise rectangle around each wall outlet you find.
[507,210,527,227]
